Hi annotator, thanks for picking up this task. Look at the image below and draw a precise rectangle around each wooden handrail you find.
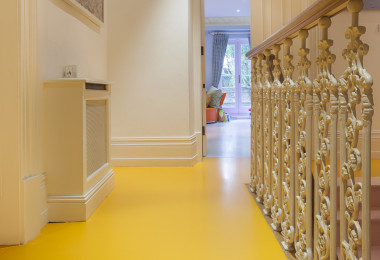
[246,0,348,59]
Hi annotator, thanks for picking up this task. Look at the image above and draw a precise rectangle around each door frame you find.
[201,0,207,157]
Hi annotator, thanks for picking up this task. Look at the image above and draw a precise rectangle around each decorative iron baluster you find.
[294,29,313,260]
[271,44,283,231]
[256,54,265,202]
[263,49,273,215]
[314,16,338,260]
[339,0,373,259]
[281,38,295,251]
[250,57,258,194]
[313,36,322,260]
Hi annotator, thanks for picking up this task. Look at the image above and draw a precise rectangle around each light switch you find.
[63,65,77,78]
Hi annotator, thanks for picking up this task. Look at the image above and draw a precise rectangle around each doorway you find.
[202,0,251,158]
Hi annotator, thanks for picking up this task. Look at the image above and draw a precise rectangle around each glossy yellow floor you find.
[0,158,286,260]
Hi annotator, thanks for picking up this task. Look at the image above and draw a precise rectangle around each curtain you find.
[211,34,229,88]
[248,35,251,49]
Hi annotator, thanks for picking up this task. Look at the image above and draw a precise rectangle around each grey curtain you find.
[211,34,229,88]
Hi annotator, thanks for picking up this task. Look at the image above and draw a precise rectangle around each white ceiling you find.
[205,0,250,17]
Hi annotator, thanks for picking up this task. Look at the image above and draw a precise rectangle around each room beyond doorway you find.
[203,0,251,158]
[219,38,251,117]
[206,118,250,157]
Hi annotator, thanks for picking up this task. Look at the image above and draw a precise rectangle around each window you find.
[220,38,251,115]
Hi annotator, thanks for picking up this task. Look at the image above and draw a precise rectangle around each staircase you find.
[247,0,375,258]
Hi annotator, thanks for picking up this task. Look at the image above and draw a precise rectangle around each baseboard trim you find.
[112,154,201,167]
[22,173,48,244]
[47,169,114,222]
[112,134,198,146]
[111,133,202,167]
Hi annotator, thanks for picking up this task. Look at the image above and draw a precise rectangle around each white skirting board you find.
[23,173,48,244]
[47,169,114,222]
[111,132,202,167]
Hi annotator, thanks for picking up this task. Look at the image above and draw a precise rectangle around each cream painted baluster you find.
[263,49,273,215]
[281,38,295,251]
[340,0,373,259]
[280,47,287,234]
[271,44,283,231]
[304,37,314,260]
[339,53,349,260]
[294,29,313,260]
[256,54,265,202]
[250,57,258,194]
[314,16,338,260]
[270,50,276,222]
[313,41,322,260]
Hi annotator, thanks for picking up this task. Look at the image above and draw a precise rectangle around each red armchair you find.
[206,93,226,123]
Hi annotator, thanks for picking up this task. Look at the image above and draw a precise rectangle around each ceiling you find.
[205,0,250,17]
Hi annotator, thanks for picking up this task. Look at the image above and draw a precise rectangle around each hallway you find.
[0,158,285,260]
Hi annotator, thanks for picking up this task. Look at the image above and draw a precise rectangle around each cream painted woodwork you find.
[281,38,296,251]
[294,30,313,259]
[250,0,319,46]
[251,0,264,46]
[0,0,47,245]
[255,54,265,203]
[339,1,373,259]
[248,0,374,258]
[262,50,273,216]
[271,0,283,33]
[269,45,283,232]
[43,79,114,222]
[250,57,258,194]
[314,16,339,259]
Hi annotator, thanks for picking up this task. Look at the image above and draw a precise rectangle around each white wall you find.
[108,0,202,166]
[250,0,317,46]
[38,0,108,80]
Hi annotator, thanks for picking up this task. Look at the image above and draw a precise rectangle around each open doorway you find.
[202,0,251,157]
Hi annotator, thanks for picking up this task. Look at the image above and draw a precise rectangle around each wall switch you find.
[63,65,77,78]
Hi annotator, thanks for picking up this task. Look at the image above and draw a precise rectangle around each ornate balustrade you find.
[247,0,373,259]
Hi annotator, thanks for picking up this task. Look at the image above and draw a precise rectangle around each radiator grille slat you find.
[86,100,107,177]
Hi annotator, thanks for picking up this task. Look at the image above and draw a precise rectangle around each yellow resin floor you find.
[0,158,286,260]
